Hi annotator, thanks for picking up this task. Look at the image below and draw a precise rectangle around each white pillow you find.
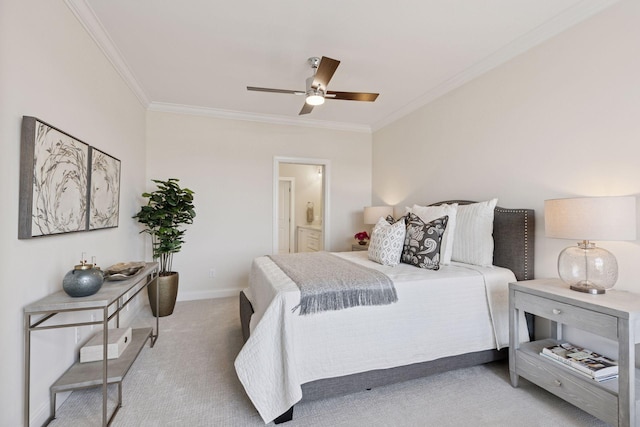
[409,203,458,264]
[451,199,498,266]
[368,217,406,266]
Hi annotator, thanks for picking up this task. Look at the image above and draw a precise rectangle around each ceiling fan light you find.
[306,94,325,106]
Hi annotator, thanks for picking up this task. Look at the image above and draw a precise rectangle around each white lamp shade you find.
[364,206,394,225]
[545,196,636,241]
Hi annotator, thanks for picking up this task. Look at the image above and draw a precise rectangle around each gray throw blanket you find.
[268,252,397,315]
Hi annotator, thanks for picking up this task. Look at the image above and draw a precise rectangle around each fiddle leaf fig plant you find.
[133,178,195,275]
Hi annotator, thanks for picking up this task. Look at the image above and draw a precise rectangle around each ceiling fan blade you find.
[299,103,314,115]
[326,91,379,102]
[312,57,340,89]
[247,86,304,95]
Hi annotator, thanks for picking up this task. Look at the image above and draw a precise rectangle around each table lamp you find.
[544,196,636,294]
[364,206,394,225]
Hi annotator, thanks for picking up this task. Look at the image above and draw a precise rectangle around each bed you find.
[235,200,535,424]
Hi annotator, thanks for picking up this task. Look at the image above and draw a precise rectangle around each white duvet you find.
[234,251,528,424]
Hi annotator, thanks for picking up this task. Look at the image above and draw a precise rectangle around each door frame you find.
[273,156,330,254]
[278,177,295,253]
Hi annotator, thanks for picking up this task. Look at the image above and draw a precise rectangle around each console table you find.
[23,262,159,426]
[509,279,640,426]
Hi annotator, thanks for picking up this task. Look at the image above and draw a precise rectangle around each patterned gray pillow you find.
[401,213,449,270]
[368,217,406,266]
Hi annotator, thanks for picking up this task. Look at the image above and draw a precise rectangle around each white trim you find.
[66,0,619,132]
[64,0,150,107]
[64,0,368,132]
[279,177,296,253]
[372,0,621,131]
[148,102,371,133]
[30,398,58,427]
[273,157,330,254]
[177,288,241,301]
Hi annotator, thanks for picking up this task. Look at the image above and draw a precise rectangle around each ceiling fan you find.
[247,56,379,115]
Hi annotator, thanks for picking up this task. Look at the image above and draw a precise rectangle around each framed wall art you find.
[18,116,121,239]
[19,117,90,238]
[88,147,121,230]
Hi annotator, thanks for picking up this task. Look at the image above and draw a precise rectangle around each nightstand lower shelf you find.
[515,339,625,424]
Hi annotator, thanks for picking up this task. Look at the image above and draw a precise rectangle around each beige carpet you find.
[51,297,609,426]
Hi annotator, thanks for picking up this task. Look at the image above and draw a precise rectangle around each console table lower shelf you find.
[49,327,153,422]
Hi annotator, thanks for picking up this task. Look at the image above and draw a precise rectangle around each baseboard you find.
[177,288,243,301]
[31,393,68,427]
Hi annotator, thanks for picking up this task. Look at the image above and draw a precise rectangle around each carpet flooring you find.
[50,297,610,426]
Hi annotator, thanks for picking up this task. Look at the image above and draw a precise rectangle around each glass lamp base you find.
[569,282,606,294]
[558,241,618,294]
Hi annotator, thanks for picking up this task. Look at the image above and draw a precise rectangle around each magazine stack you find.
[540,342,618,382]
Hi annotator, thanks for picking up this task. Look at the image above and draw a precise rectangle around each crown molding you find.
[66,0,618,133]
[371,0,621,132]
[65,0,369,132]
[147,102,372,133]
[65,0,150,107]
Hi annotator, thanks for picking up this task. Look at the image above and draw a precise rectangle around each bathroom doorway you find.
[273,157,330,254]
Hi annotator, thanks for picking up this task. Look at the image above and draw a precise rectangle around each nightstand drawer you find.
[514,291,618,340]
[515,349,618,426]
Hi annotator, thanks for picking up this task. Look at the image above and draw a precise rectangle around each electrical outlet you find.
[209,268,216,278]
[75,327,81,344]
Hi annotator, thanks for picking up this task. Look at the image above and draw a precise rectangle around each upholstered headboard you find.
[429,200,535,281]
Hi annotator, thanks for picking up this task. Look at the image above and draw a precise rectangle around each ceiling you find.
[67,0,618,132]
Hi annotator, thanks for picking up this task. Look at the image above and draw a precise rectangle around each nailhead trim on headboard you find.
[494,207,534,281]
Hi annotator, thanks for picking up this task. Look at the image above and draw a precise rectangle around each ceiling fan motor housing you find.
[305,75,325,105]
[308,57,321,70]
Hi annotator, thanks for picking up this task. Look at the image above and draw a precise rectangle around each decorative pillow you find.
[401,213,448,270]
[451,199,497,266]
[409,203,458,265]
[368,217,406,266]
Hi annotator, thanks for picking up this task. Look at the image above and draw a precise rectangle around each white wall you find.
[373,0,640,294]
[0,1,147,425]
[145,111,372,300]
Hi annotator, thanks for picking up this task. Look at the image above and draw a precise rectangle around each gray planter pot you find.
[148,272,179,317]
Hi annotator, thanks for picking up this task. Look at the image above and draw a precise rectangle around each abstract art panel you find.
[89,147,121,230]
[19,117,90,238]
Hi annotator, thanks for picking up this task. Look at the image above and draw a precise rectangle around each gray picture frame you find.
[19,117,90,238]
[88,147,121,230]
[18,116,121,239]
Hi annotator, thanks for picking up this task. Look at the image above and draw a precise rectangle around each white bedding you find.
[235,251,529,424]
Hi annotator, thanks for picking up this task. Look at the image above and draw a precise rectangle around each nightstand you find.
[509,279,640,426]
[351,243,369,251]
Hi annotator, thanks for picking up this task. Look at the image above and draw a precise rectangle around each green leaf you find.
[132,178,196,274]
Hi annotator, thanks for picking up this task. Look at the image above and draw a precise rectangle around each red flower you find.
[354,231,370,241]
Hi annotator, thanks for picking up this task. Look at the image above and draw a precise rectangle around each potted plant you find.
[354,231,370,245]
[133,178,195,316]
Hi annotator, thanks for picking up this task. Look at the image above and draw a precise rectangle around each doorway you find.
[273,157,330,254]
